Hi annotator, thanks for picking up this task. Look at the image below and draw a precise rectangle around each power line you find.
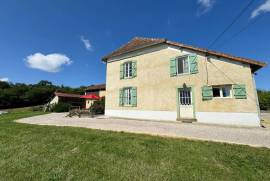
[208,60,258,103]
[208,0,255,49]
[215,14,265,49]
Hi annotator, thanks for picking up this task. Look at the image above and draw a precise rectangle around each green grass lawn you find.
[0,108,270,180]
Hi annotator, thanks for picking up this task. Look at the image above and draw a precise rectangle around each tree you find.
[258,90,270,110]
[37,80,53,86]
[0,80,86,109]
[0,81,11,89]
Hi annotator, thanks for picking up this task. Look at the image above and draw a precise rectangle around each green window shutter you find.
[132,61,137,78]
[202,86,213,100]
[131,87,137,107]
[233,84,247,99]
[120,63,124,79]
[170,57,177,77]
[119,88,124,106]
[189,54,198,74]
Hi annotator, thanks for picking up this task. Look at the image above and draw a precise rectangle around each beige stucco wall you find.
[99,90,106,97]
[85,99,95,109]
[49,96,59,105]
[105,44,258,114]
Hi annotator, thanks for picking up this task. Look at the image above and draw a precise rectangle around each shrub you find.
[90,97,105,115]
[51,102,70,112]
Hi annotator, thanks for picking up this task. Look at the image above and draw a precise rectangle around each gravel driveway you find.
[16,113,270,149]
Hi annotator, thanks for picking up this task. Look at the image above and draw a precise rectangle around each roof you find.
[102,37,165,60]
[102,37,267,72]
[85,84,106,91]
[54,92,82,98]
[80,94,100,100]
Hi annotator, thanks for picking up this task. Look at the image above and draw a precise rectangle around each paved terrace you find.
[16,113,270,149]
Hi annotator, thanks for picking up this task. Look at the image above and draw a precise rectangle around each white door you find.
[179,88,194,119]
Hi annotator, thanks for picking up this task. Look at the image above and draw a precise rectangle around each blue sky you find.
[0,0,269,89]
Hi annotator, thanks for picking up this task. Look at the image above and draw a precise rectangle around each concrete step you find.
[177,118,197,123]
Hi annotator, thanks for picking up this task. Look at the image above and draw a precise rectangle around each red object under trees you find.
[80,94,100,100]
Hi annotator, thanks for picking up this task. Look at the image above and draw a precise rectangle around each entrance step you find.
[177,118,197,123]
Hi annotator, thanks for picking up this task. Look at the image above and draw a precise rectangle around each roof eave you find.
[166,41,267,72]
[102,38,267,72]
[85,88,106,91]
[102,40,166,62]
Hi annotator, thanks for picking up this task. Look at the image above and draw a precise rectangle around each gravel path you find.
[261,112,270,120]
[16,113,270,149]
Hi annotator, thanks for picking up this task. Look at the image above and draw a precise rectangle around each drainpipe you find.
[252,73,261,121]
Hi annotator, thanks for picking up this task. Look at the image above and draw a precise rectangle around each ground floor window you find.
[213,85,232,98]
[119,87,137,107]
[123,88,132,105]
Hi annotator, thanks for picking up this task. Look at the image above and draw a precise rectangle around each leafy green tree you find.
[0,81,10,89]
[258,90,270,110]
[37,80,53,86]
[0,80,87,109]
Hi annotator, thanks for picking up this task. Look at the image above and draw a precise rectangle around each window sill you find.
[122,77,135,80]
[120,105,136,107]
[176,72,191,76]
[213,97,233,99]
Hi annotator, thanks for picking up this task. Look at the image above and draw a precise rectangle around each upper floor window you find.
[170,54,198,77]
[120,61,137,79]
[177,56,189,74]
[124,62,133,78]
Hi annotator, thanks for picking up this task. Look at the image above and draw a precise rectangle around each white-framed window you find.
[177,56,189,74]
[124,62,133,78]
[212,85,232,98]
[123,87,132,105]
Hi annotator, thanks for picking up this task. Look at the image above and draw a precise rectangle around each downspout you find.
[205,53,210,86]
[252,73,261,121]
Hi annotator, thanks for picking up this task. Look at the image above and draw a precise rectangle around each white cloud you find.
[0,77,9,82]
[25,53,72,73]
[197,0,215,15]
[80,36,93,51]
[251,0,270,18]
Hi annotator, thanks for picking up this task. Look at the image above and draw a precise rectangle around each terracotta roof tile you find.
[102,37,266,72]
[54,92,82,98]
[85,84,106,91]
[166,41,266,72]
[102,37,166,60]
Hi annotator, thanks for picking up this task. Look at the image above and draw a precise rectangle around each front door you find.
[178,88,194,119]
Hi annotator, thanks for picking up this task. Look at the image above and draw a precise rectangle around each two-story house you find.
[102,37,266,126]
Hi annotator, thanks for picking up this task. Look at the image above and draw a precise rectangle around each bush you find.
[50,102,70,112]
[90,97,105,115]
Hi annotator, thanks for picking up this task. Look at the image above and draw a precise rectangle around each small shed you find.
[48,92,83,107]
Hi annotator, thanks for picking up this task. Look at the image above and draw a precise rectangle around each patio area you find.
[16,113,270,149]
